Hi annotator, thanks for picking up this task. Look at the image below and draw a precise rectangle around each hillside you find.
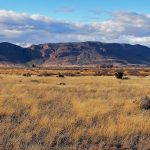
[0,42,42,66]
[0,41,150,66]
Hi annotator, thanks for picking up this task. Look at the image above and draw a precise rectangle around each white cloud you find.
[127,36,150,45]
[0,10,150,46]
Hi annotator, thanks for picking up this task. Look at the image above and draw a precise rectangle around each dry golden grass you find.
[0,67,150,76]
[0,74,150,149]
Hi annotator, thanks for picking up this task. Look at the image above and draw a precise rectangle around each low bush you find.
[115,71,124,79]
[59,82,66,85]
[57,73,65,78]
[22,73,31,77]
[140,97,150,110]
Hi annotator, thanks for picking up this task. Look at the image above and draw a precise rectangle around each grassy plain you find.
[0,67,150,76]
[0,72,150,149]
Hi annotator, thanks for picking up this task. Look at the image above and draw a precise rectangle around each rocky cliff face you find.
[0,41,150,66]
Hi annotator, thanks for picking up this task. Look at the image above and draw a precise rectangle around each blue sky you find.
[0,0,149,22]
[0,0,150,46]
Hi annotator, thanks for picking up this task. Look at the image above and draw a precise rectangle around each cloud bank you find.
[0,10,150,46]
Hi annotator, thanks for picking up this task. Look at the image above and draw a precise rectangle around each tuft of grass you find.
[0,75,150,149]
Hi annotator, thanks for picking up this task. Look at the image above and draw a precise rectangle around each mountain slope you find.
[0,41,150,66]
[0,42,42,65]
[30,41,150,66]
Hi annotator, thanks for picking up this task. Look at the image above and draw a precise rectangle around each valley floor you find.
[0,75,150,150]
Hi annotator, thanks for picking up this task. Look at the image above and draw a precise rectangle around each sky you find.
[0,0,150,46]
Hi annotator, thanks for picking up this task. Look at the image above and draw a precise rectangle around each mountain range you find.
[0,41,150,67]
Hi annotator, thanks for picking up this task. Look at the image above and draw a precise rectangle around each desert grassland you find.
[0,75,150,149]
[0,67,150,76]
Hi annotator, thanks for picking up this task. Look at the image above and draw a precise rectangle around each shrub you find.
[32,64,36,68]
[140,97,150,110]
[115,71,124,79]
[57,73,64,78]
[59,82,66,85]
[22,73,31,77]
